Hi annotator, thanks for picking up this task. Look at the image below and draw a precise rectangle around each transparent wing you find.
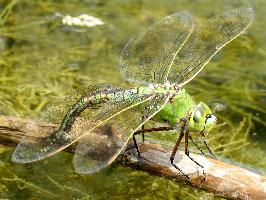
[12,84,155,163]
[73,94,169,174]
[40,84,116,124]
[119,11,194,85]
[167,7,254,86]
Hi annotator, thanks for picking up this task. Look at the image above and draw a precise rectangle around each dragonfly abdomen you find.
[58,88,141,134]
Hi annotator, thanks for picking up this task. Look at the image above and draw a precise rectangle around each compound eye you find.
[193,107,204,122]
[206,114,217,125]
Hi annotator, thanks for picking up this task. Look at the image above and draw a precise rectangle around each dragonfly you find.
[12,8,254,176]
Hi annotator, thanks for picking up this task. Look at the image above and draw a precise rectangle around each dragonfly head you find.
[189,102,217,134]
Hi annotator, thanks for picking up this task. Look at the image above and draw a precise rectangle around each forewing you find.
[12,84,154,163]
[167,8,254,86]
[73,94,169,174]
[120,11,194,85]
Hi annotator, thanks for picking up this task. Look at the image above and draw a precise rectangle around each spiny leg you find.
[189,135,206,157]
[135,126,175,134]
[133,132,141,156]
[141,114,150,142]
[133,126,175,156]
[141,122,145,142]
[170,130,189,178]
[170,117,193,178]
[200,131,217,159]
[185,131,205,174]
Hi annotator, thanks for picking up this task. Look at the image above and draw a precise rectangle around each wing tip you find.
[232,7,255,22]
[12,145,36,163]
[12,141,50,164]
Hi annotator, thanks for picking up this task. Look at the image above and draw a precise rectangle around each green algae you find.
[0,0,265,199]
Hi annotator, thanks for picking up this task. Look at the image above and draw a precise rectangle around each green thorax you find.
[153,89,195,126]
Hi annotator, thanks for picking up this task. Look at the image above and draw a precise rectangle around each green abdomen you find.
[153,89,195,126]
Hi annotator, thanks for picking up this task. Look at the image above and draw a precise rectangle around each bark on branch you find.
[0,115,265,200]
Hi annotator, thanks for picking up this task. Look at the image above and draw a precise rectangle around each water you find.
[0,0,265,199]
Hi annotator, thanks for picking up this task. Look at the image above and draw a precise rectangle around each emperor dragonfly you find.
[12,8,254,176]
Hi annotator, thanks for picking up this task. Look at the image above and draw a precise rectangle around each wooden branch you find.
[0,115,265,200]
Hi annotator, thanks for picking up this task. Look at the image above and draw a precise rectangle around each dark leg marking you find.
[133,132,141,156]
[141,116,145,142]
[170,117,195,178]
[142,125,145,143]
[133,126,175,156]
[170,130,189,178]
[135,126,175,134]
[185,131,205,171]
[189,135,206,157]
[200,131,217,159]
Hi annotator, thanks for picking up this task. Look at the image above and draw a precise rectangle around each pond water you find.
[0,0,265,199]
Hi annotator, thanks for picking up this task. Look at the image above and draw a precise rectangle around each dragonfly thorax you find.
[153,90,216,133]
[153,89,194,126]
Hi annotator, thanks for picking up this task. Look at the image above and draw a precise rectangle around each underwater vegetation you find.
[0,0,265,199]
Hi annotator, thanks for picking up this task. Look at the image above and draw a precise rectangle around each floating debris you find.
[210,101,228,113]
[62,14,104,27]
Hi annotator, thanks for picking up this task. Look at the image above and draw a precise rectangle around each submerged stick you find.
[0,115,265,200]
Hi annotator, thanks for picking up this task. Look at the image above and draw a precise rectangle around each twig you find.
[0,115,265,200]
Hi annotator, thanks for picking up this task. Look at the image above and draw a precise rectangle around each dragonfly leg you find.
[135,126,175,134]
[141,124,145,142]
[199,131,217,159]
[188,134,206,157]
[133,132,141,156]
[185,131,205,175]
[170,119,189,178]
[133,126,175,156]
[141,114,149,142]
[170,130,189,178]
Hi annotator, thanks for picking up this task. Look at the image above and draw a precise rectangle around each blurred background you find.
[0,0,265,199]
